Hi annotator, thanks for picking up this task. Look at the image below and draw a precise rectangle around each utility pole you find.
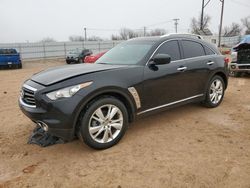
[200,0,205,30]
[200,0,211,30]
[173,18,180,33]
[84,27,87,41]
[218,0,224,47]
[143,27,146,37]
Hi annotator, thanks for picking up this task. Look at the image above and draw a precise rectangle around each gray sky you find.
[0,0,249,43]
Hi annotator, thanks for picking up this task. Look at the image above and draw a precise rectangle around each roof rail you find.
[160,33,203,40]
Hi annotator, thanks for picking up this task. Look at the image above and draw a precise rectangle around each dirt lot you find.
[0,60,250,188]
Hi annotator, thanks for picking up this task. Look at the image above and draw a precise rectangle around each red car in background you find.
[84,51,107,63]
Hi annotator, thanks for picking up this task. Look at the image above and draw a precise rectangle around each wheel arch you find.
[213,71,228,89]
[73,87,137,135]
[206,70,228,90]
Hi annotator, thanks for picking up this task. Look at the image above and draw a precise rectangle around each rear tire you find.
[203,75,225,108]
[79,96,128,149]
[17,63,22,69]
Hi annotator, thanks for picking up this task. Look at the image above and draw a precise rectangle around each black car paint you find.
[19,35,228,141]
[66,49,92,64]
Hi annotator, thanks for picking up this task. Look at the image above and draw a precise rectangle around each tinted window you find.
[155,40,181,61]
[0,49,17,54]
[204,45,215,55]
[182,40,205,58]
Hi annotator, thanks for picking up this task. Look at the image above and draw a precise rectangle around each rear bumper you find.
[0,63,21,69]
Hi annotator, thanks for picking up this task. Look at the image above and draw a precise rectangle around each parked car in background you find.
[230,35,250,77]
[19,34,228,150]
[0,49,22,69]
[84,51,107,63]
[66,49,92,64]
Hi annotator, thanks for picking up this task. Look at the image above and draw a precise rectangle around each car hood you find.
[31,63,128,86]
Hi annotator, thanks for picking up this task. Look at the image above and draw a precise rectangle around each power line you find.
[85,20,174,36]
[87,28,120,31]
[144,20,173,28]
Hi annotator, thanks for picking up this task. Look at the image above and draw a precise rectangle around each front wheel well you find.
[75,92,135,135]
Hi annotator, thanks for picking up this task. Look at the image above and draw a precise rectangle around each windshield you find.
[68,49,81,55]
[96,41,154,65]
[0,49,17,55]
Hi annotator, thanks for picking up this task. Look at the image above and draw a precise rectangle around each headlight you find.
[46,81,93,100]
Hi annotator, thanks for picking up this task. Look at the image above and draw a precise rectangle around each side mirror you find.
[151,54,171,65]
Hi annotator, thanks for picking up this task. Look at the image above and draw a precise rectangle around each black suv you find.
[19,34,228,149]
[66,49,92,64]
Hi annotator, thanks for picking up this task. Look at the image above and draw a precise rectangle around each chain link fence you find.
[202,35,246,47]
[0,35,248,60]
[0,41,122,60]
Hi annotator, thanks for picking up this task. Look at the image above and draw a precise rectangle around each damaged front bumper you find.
[19,97,75,141]
[18,80,84,142]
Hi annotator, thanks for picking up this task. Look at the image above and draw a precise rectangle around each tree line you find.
[191,15,250,37]
[40,15,250,42]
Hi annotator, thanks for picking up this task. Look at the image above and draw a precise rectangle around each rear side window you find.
[155,40,181,61]
[182,40,205,58]
[204,45,215,55]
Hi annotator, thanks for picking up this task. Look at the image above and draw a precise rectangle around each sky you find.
[0,0,249,43]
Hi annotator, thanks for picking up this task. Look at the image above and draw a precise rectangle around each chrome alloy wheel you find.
[209,79,223,104]
[88,104,124,143]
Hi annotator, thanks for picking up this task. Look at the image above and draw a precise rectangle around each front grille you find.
[21,87,36,106]
[239,65,250,69]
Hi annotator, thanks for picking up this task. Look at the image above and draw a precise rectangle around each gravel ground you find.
[0,60,250,188]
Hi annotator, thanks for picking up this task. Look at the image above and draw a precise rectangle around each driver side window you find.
[155,40,181,61]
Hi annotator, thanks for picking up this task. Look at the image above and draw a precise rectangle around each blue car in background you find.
[0,49,22,69]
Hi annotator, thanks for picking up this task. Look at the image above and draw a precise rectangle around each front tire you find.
[203,75,225,108]
[17,63,22,69]
[79,97,128,149]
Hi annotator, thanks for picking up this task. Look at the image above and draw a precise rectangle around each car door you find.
[179,40,213,95]
[141,40,194,111]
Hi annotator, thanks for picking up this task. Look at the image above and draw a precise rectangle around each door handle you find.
[207,61,215,65]
[177,66,187,71]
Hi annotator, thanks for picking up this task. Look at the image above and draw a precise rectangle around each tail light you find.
[224,57,230,64]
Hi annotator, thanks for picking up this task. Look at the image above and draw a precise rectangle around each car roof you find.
[128,34,219,54]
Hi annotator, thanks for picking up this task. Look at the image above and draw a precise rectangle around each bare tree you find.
[119,28,139,40]
[148,29,167,36]
[111,34,122,40]
[111,27,167,40]
[222,23,242,37]
[241,16,250,35]
[190,14,211,34]
[88,36,103,41]
[40,37,56,43]
[69,35,84,42]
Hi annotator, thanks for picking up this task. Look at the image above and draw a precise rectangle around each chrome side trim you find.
[23,84,37,92]
[19,97,36,108]
[137,94,204,115]
[128,87,141,109]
